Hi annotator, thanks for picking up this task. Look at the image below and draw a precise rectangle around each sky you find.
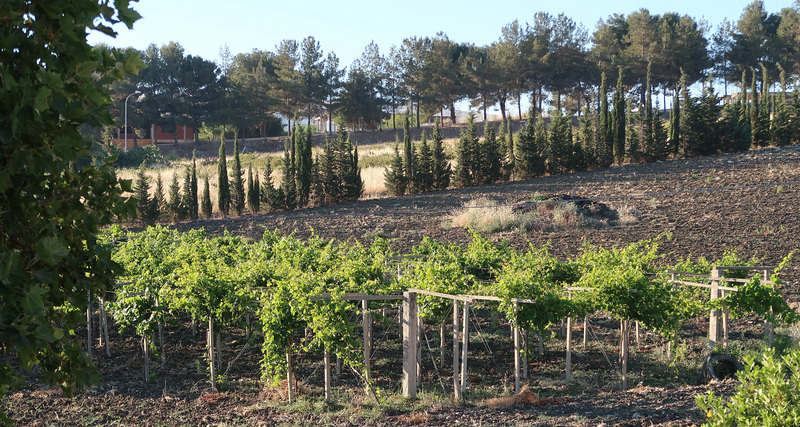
[89,0,798,70]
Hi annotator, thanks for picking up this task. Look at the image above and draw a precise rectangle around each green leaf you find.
[22,285,47,316]
[36,236,70,266]
[33,87,52,113]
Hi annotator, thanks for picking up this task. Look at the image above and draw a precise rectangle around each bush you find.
[696,348,800,426]
[113,145,175,169]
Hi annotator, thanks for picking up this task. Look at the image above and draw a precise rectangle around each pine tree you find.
[201,176,213,218]
[167,172,181,219]
[231,138,245,215]
[133,167,157,221]
[189,151,198,219]
[217,141,231,217]
[431,121,451,190]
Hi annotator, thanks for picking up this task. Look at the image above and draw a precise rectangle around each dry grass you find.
[448,197,538,233]
[361,166,387,199]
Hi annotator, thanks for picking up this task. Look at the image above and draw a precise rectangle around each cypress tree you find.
[652,99,668,159]
[548,113,573,175]
[154,173,165,219]
[231,138,245,215]
[201,176,213,218]
[480,123,503,184]
[431,121,451,190]
[341,135,363,202]
[280,140,297,210]
[189,150,198,219]
[679,70,697,156]
[771,64,792,146]
[320,139,337,203]
[311,157,325,206]
[453,113,478,188]
[246,166,258,213]
[750,67,769,147]
[217,141,230,217]
[180,167,192,220]
[642,63,655,161]
[385,144,407,196]
[133,167,157,221]
[611,68,626,164]
[402,117,416,193]
[167,172,181,219]
[577,106,596,169]
[669,86,681,156]
[260,160,278,211]
[598,72,613,168]
[416,131,433,192]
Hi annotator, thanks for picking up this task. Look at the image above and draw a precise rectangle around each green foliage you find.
[697,348,800,427]
[231,139,246,215]
[430,122,451,190]
[201,176,213,218]
[0,0,141,417]
[384,144,407,196]
[114,145,173,169]
[133,167,158,221]
[217,141,231,216]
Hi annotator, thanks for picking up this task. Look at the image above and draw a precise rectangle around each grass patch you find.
[447,195,631,233]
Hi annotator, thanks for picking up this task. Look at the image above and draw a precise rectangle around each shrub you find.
[697,348,800,426]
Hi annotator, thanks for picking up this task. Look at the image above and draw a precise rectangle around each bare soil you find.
[4,143,800,426]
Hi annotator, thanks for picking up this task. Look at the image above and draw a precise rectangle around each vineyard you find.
[5,145,800,426]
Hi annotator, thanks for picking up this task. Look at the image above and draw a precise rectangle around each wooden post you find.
[336,355,342,376]
[764,268,774,349]
[86,292,92,357]
[460,301,469,395]
[453,299,461,400]
[324,349,332,402]
[635,322,640,348]
[721,289,729,355]
[522,328,528,379]
[245,313,251,340]
[620,319,629,391]
[513,302,521,393]
[286,350,294,404]
[362,299,371,386]
[402,291,418,398]
[208,316,216,391]
[416,316,422,387]
[142,335,149,382]
[583,316,589,351]
[156,297,164,366]
[439,323,446,366]
[709,267,721,351]
[566,316,572,384]
[99,296,110,356]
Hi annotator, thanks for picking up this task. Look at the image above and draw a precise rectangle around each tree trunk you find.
[450,102,457,125]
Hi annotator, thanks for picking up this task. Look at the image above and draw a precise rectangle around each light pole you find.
[124,91,142,152]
